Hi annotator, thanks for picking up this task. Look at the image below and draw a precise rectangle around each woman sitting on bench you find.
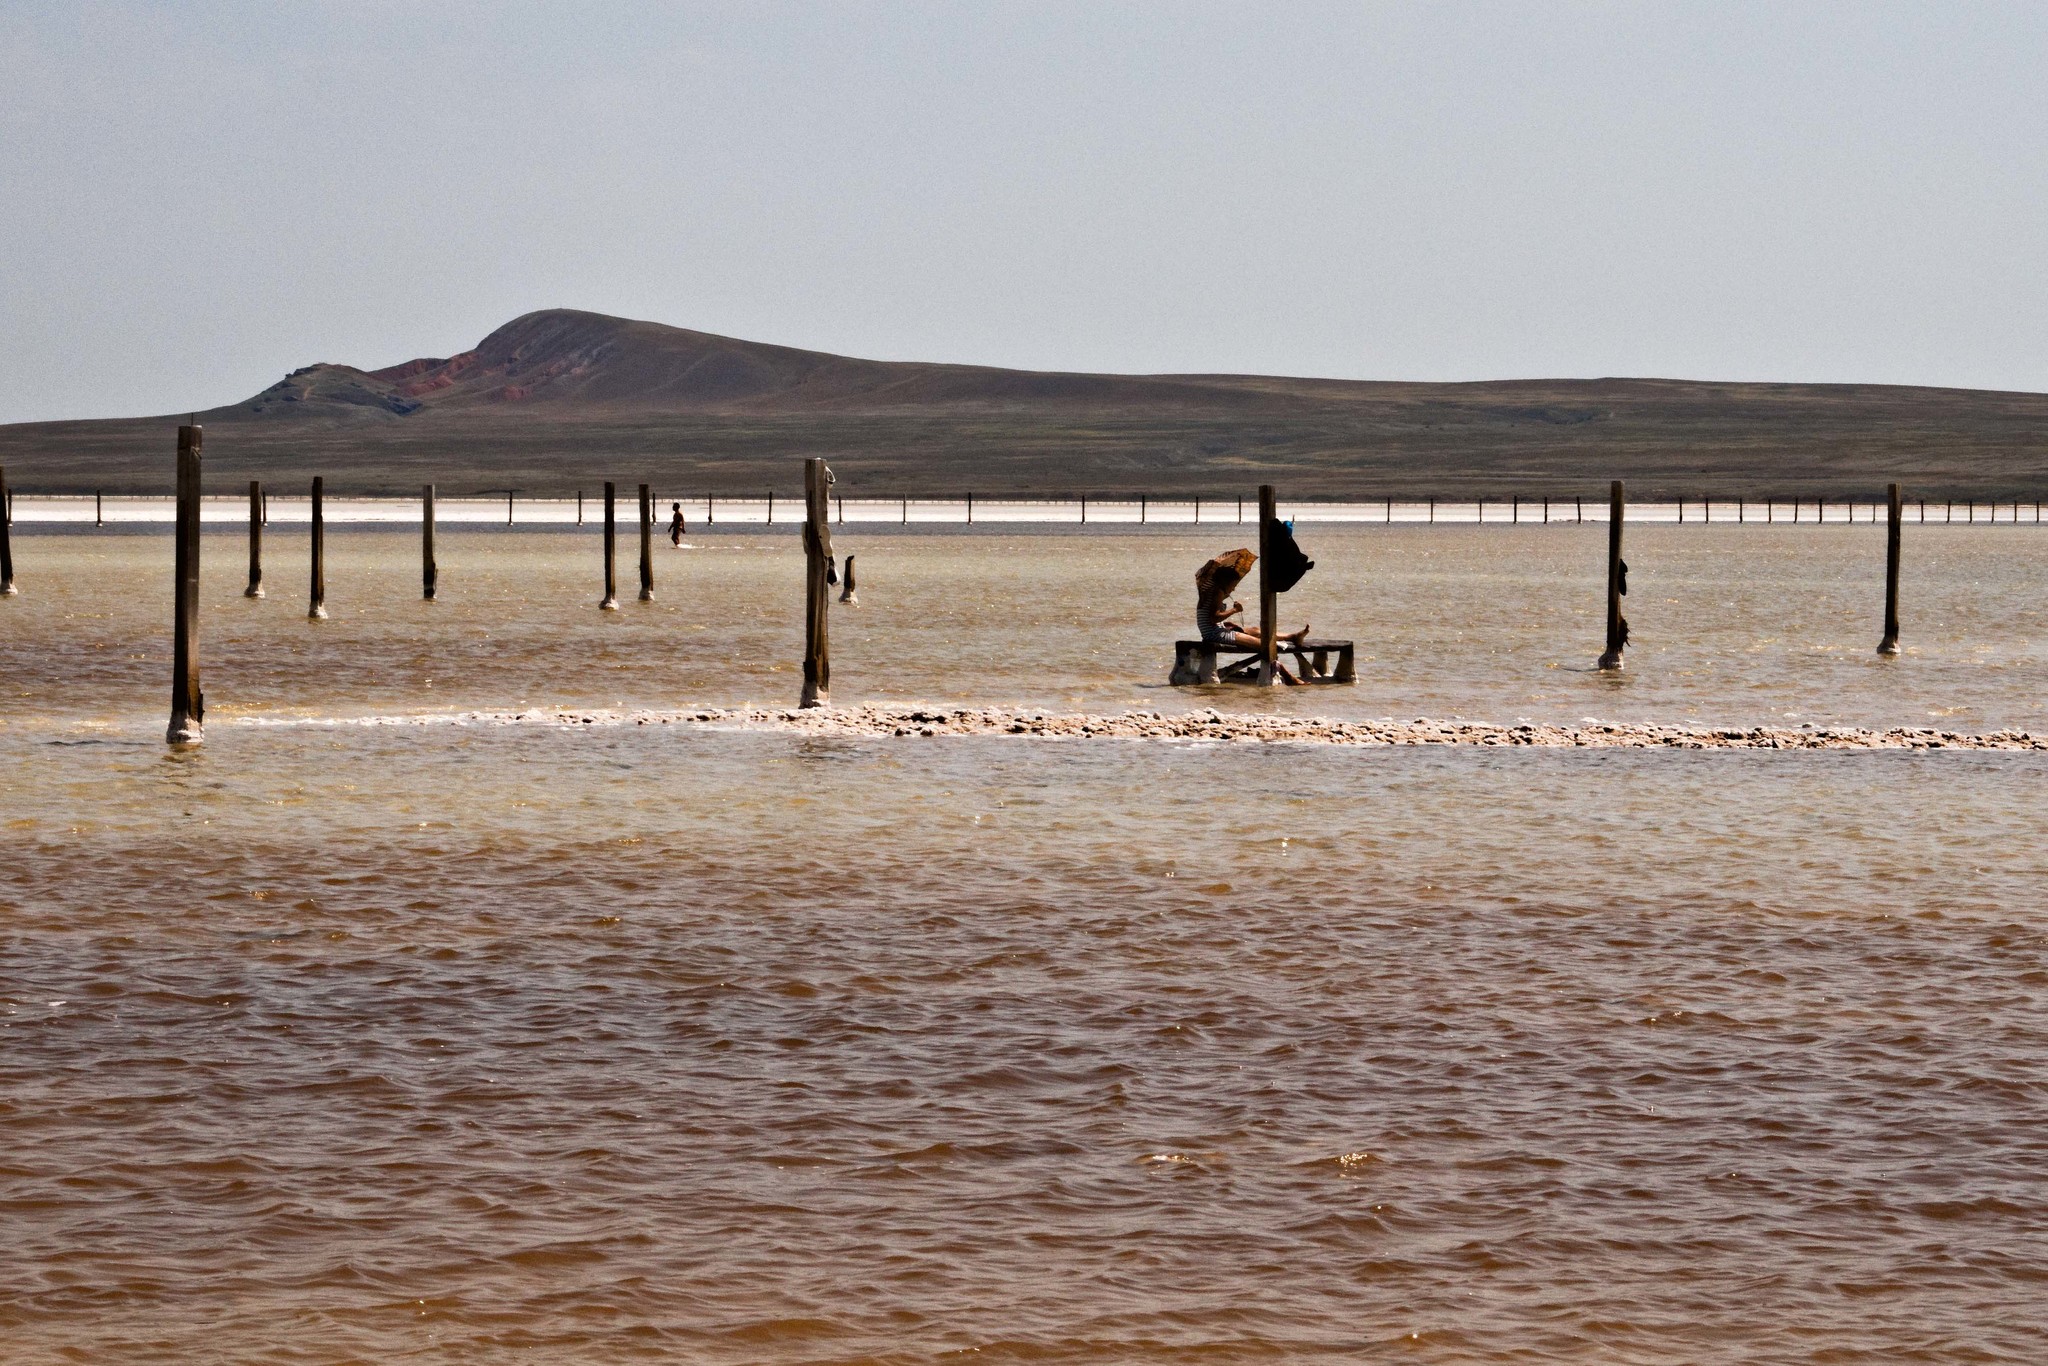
[1196,549,1309,679]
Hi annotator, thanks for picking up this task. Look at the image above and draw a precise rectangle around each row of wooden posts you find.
[234,474,659,617]
[162,431,842,744]
[0,439,1919,744]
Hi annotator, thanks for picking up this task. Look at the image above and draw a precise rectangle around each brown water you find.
[4,529,2047,1363]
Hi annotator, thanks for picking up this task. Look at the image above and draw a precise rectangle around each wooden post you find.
[245,480,264,597]
[1140,494,1147,524]
[1257,484,1277,686]
[800,457,831,708]
[578,490,583,525]
[1879,482,1902,656]
[1597,479,1626,671]
[839,552,858,604]
[600,482,618,610]
[96,491,103,527]
[422,483,437,600]
[0,465,14,596]
[507,491,514,526]
[167,426,203,743]
[967,491,974,525]
[308,476,328,619]
[767,488,774,524]
[638,483,654,601]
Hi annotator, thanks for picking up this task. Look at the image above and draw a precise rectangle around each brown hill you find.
[5,308,2047,497]
[227,309,1350,420]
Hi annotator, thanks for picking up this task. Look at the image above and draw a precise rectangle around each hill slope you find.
[4,309,2047,496]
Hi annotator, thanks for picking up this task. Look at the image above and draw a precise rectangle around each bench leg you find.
[1198,646,1218,684]
[1169,644,1202,686]
[1333,644,1355,683]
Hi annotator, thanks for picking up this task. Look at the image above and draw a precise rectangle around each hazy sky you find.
[4,1,2047,422]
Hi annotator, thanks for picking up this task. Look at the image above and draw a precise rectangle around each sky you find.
[3,0,2047,423]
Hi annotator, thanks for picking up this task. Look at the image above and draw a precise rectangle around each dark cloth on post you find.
[1263,519,1314,593]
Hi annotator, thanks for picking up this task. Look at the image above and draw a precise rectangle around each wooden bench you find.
[1169,638,1355,685]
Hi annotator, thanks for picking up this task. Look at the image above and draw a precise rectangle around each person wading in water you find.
[668,501,687,547]
[1196,548,1309,683]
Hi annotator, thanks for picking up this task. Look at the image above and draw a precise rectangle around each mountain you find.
[4,309,2047,496]
[221,308,1365,422]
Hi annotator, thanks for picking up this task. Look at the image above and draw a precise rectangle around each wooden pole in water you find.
[308,476,328,619]
[600,482,619,610]
[1597,479,1626,671]
[839,552,858,604]
[245,480,264,597]
[1257,484,1277,686]
[96,491,103,527]
[422,483,437,600]
[800,457,831,708]
[1878,483,1903,656]
[167,426,203,743]
[0,465,14,596]
[638,483,654,601]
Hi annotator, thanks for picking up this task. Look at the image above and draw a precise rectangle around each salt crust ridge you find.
[230,705,2048,750]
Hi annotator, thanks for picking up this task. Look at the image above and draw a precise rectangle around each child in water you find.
[669,502,687,546]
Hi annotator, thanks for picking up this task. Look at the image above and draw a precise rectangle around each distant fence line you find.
[7,491,2047,527]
